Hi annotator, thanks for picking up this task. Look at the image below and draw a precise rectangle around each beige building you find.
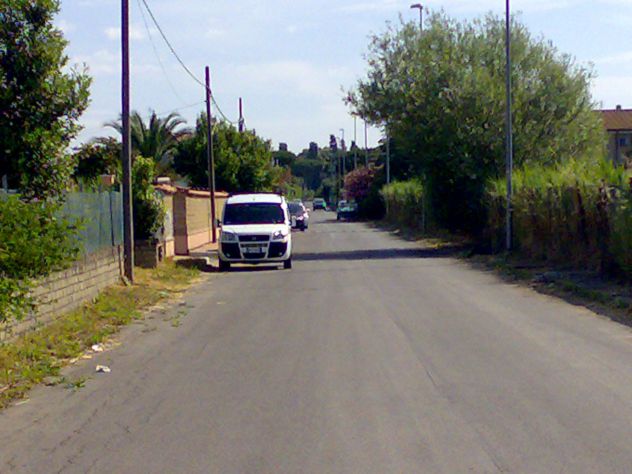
[600,106,632,165]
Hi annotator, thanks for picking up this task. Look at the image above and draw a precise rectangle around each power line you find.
[138,0,238,125]
[135,0,187,105]
[156,100,205,117]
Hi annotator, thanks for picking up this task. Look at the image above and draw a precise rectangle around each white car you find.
[218,193,293,271]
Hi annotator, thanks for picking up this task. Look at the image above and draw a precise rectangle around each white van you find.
[218,193,293,271]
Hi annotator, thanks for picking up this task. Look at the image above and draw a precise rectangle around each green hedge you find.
[486,159,631,277]
[0,196,80,322]
[381,180,426,230]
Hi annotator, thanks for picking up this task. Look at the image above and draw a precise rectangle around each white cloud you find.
[55,19,76,34]
[73,49,120,75]
[336,0,407,14]
[229,60,354,101]
[592,76,632,108]
[104,25,146,41]
[594,51,632,65]
[205,28,226,38]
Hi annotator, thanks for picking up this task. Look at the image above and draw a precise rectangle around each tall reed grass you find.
[381,180,426,231]
[487,158,631,278]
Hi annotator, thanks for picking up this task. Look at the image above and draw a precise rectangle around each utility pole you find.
[386,132,391,184]
[505,0,513,251]
[205,66,217,244]
[364,120,369,167]
[121,0,134,282]
[330,134,338,206]
[238,97,245,133]
[410,3,423,31]
[340,128,345,177]
[353,116,358,169]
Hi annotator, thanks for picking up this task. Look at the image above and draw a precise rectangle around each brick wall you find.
[0,246,123,342]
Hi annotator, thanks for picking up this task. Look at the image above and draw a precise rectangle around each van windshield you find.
[223,203,285,225]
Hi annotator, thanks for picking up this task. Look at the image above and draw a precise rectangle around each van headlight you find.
[221,231,238,242]
[272,230,288,241]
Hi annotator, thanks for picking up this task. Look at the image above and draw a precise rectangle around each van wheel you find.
[219,260,231,272]
[283,258,292,270]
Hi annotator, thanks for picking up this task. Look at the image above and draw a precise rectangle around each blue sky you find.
[57,0,632,153]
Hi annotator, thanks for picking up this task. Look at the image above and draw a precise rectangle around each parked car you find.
[218,193,292,271]
[312,198,327,210]
[337,200,358,220]
[288,202,309,231]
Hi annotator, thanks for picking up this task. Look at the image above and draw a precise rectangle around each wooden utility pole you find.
[353,116,358,169]
[205,66,217,243]
[121,0,134,281]
[386,132,391,184]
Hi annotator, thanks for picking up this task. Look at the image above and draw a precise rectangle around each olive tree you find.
[347,11,604,232]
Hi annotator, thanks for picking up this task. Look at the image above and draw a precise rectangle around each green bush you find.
[487,159,631,277]
[610,183,632,275]
[381,179,425,230]
[0,196,80,322]
[132,157,166,241]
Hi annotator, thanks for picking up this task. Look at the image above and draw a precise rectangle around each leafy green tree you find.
[72,137,121,183]
[0,0,91,199]
[272,149,296,167]
[173,114,275,193]
[347,12,605,233]
[290,158,324,191]
[107,111,189,174]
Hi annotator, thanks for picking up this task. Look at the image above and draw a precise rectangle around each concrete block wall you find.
[0,246,123,342]
[171,187,228,255]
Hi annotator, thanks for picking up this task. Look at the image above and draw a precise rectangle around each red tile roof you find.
[600,108,632,131]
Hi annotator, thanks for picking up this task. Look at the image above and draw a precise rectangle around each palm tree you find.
[107,110,191,174]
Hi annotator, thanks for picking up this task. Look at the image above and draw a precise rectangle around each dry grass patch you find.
[0,260,200,409]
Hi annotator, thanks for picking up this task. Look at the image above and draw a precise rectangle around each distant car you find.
[288,202,309,231]
[337,200,358,221]
[312,198,327,211]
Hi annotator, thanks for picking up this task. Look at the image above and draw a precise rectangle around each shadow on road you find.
[223,265,282,273]
[294,246,463,262]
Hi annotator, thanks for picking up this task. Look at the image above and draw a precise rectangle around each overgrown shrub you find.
[487,159,631,278]
[381,179,425,230]
[0,196,80,322]
[132,157,166,241]
[342,167,386,219]
[610,181,632,275]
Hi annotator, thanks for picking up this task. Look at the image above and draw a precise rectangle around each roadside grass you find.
[375,220,632,325]
[0,260,200,409]
[467,253,632,325]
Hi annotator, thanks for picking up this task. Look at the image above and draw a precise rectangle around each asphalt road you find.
[2,211,632,473]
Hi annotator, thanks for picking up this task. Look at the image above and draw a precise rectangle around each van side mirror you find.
[216,219,222,228]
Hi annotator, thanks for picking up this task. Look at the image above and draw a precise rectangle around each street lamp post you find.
[410,4,423,31]
[339,128,345,176]
[505,0,513,251]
